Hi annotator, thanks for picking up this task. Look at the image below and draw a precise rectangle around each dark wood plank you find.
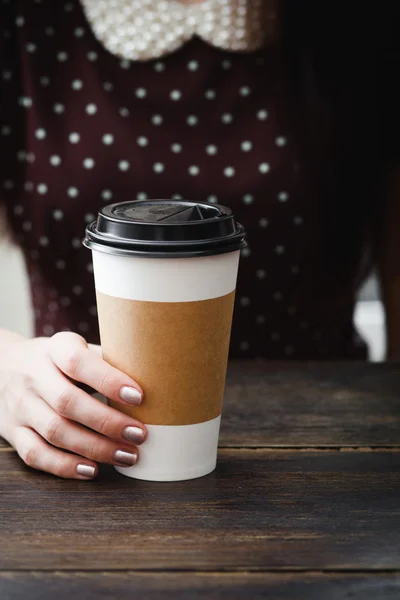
[1,572,400,600]
[221,362,400,447]
[2,362,400,449]
[1,448,399,570]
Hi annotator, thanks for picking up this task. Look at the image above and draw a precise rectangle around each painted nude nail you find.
[114,450,138,466]
[120,386,143,405]
[77,464,96,478]
[123,426,145,445]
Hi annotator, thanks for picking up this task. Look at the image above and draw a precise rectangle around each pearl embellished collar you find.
[80,0,277,61]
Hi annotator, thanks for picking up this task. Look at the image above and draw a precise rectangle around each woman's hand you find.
[0,331,146,480]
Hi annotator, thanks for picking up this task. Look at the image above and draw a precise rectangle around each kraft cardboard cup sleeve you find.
[84,200,246,481]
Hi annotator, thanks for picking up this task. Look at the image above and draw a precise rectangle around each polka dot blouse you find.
[0,0,367,359]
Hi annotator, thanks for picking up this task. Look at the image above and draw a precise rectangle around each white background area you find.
[0,240,386,361]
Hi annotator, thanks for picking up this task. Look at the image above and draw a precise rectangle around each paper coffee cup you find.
[84,200,246,481]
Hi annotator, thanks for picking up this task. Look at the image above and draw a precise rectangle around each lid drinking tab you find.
[84,199,247,258]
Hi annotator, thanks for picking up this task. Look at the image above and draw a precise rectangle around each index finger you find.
[48,332,143,406]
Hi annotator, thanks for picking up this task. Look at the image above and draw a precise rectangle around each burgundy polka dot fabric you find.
[0,0,367,359]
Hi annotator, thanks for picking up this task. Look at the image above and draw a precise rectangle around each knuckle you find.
[6,376,36,418]
[20,374,36,395]
[51,331,85,347]
[50,331,65,345]
[44,416,64,445]
[62,349,83,379]
[96,413,113,436]
[97,368,111,395]
[22,445,39,469]
[49,332,87,378]
[9,388,25,416]
[86,439,104,461]
[53,386,74,416]
[48,331,69,354]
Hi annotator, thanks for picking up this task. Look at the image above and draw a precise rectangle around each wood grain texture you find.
[1,363,400,596]
[1,448,400,570]
[1,362,400,449]
[221,362,400,447]
[1,572,400,600]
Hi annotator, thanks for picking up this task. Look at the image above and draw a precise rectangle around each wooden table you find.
[1,362,400,599]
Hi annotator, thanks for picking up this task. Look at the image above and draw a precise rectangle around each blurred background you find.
[0,238,386,361]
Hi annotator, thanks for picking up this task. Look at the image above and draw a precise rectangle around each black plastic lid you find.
[83,200,247,258]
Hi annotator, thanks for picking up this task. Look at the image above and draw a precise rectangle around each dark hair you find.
[280,1,398,284]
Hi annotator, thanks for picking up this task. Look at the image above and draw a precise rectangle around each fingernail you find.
[120,386,143,405]
[77,464,96,478]
[123,426,145,445]
[114,450,138,466]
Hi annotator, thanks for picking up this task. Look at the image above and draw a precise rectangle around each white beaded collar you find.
[80,0,277,61]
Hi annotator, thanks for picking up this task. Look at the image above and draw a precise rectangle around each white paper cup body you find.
[92,249,240,482]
